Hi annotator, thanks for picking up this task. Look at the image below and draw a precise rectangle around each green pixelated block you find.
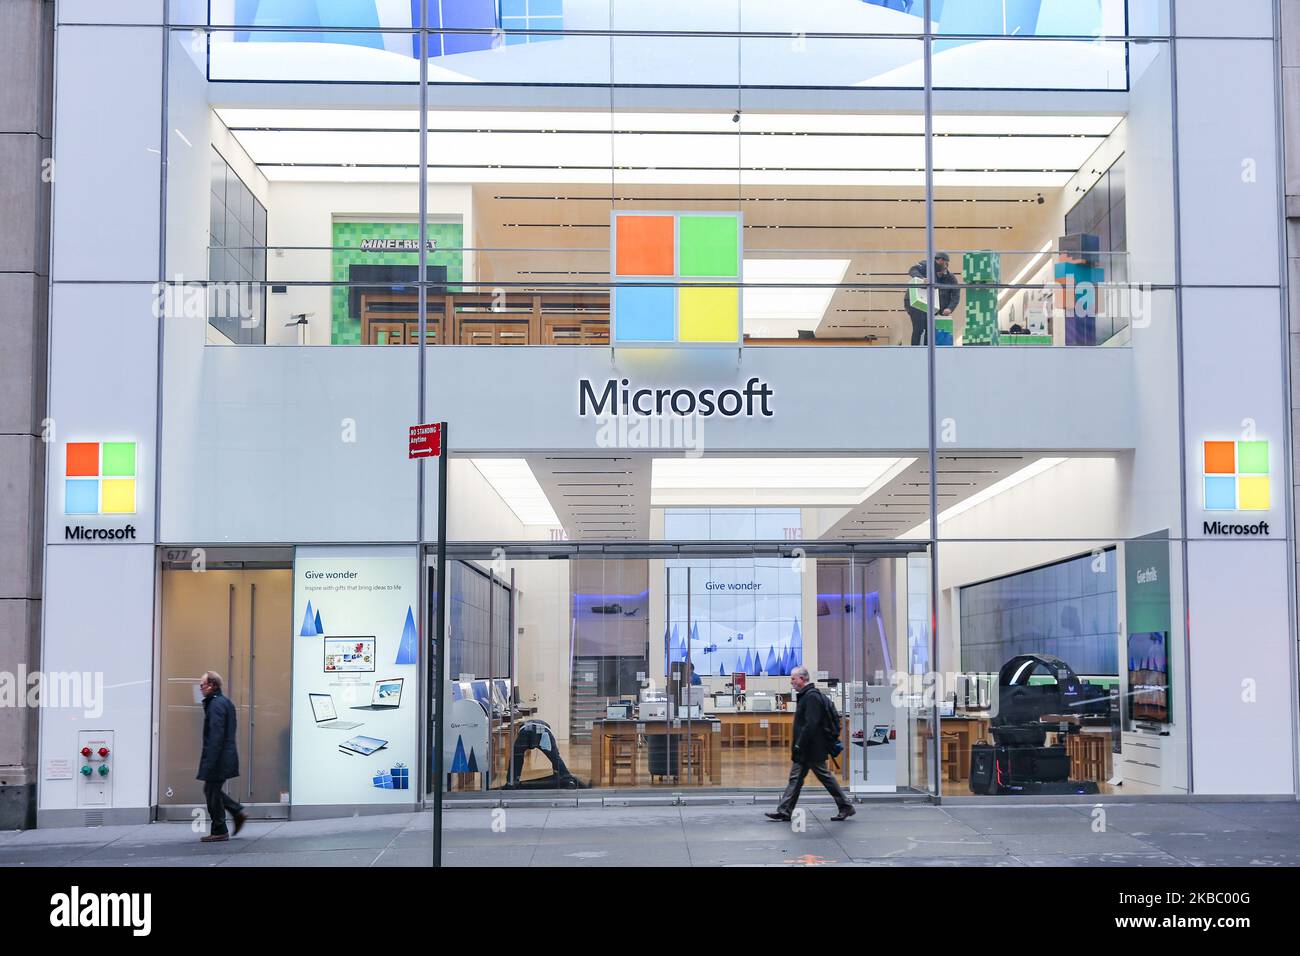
[963,320,999,345]
[329,221,464,344]
[962,251,1000,285]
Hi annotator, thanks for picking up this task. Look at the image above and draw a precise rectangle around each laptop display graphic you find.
[351,678,404,711]
[309,692,363,731]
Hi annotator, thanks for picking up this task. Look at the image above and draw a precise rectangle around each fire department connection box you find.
[76,731,114,808]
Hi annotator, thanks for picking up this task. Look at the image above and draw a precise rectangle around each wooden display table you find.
[709,710,793,749]
[918,714,991,784]
[589,719,722,787]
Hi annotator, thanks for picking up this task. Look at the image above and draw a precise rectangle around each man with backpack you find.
[766,666,856,822]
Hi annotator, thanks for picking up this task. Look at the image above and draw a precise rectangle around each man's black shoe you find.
[764,811,791,821]
[831,806,857,821]
[232,811,248,836]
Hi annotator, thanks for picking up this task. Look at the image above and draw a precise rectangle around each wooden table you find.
[589,719,723,787]
[1051,728,1112,783]
[709,710,793,749]
[919,715,990,784]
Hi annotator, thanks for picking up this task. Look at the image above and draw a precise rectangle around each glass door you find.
[158,563,293,815]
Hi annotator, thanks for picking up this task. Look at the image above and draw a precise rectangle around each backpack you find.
[819,688,844,758]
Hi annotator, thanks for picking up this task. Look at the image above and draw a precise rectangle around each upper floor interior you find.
[158,1,1186,350]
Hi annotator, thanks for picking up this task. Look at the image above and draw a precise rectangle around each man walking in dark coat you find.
[766,666,855,822]
[197,671,247,842]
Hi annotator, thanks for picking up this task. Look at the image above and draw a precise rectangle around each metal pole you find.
[1271,0,1300,799]
[416,0,430,802]
[1166,0,1194,794]
[248,582,256,802]
[432,423,448,868]
[507,568,517,786]
[487,565,495,791]
[685,565,693,783]
[922,0,942,799]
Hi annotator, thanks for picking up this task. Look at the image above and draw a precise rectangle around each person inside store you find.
[904,251,960,345]
[196,670,247,842]
[765,666,856,823]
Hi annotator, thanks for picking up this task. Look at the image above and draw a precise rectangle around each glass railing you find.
[182,244,1139,348]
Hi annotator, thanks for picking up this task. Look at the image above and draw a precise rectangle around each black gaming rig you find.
[968,653,1108,795]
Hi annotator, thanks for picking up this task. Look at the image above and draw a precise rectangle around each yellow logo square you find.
[100,478,137,515]
[678,286,739,343]
[1237,476,1270,511]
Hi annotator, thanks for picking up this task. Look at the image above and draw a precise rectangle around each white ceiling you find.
[217,108,1121,187]
[476,452,1095,542]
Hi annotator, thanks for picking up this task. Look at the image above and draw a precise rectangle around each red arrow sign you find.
[409,423,442,459]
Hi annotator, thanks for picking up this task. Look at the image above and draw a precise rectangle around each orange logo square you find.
[615,215,674,276]
[66,442,99,478]
[1203,441,1235,475]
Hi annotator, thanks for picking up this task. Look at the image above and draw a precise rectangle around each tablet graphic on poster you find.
[849,683,898,793]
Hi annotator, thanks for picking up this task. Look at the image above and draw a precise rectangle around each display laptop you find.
[350,677,404,711]
[338,735,388,756]
[309,692,363,731]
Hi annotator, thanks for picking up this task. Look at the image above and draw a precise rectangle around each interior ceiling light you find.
[742,258,850,334]
[470,459,560,526]
[902,457,1069,538]
[652,457,901,505]
[215,108,1121,188]
[998,239,1056,306]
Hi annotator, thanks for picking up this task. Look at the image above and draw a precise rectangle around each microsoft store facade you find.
[35,0,1300,828]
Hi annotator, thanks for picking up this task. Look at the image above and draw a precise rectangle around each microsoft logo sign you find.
[65,441,137,515]
[1203,439,1269,511]
[611,212,742,345]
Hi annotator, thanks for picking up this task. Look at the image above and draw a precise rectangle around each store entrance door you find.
[158,555,292,818]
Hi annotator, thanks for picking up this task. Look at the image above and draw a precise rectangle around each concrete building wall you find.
[0,0,53,830]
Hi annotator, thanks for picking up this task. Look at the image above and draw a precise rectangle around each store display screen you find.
[324,637,376,673]
[1127,630,1169,723]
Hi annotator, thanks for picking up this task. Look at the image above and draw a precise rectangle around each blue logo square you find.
[1204,475,1236,511]
[614,286,675,342]
[65,478,99,514]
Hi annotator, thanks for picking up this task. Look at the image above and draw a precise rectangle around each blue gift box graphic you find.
[372,762,409,790]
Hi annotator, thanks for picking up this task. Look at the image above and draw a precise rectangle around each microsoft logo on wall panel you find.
[1202,438,1271,536]
[65,441,137,515]
[611,212,742,345]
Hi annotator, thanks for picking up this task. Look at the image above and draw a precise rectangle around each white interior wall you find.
[924,456,1127,676]
[446,459,573,742]
[264,181,474,345]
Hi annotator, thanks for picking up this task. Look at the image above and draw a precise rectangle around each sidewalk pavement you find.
[3,800,1299,867]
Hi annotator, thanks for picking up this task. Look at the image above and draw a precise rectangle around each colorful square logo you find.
[1203,439,1269,511]
[611,212,742,345]
[64,441,137,515]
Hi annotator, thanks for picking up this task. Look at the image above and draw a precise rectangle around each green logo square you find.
[1236,440,1268,475]
[101,441,136,478]
[678,215,739,277]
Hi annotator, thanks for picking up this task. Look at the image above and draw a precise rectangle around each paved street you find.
[3,800,1299,867]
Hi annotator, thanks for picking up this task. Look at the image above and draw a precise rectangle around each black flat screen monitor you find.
[347,264,446,319]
